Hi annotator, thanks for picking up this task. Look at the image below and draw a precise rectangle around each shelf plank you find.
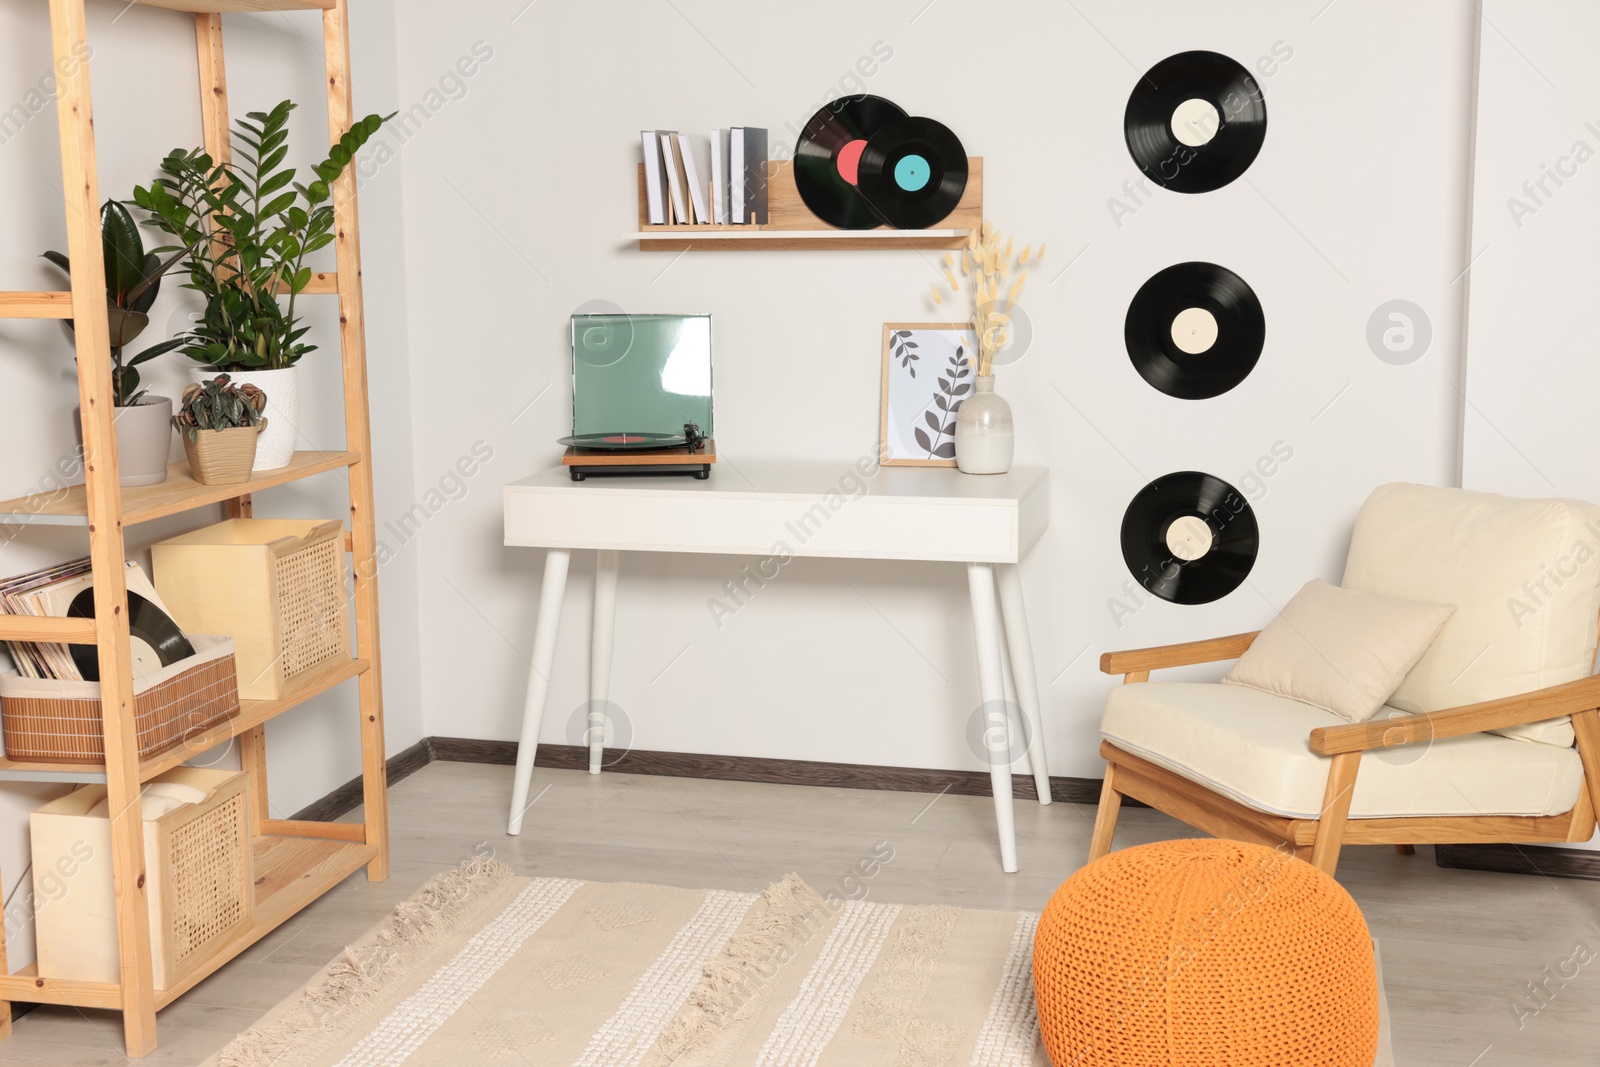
[636,157,982,251]
[0,292,74,319]
[131,0,334,12]
[0,616,97,642]
[271,271,338,294]
[0,450,359,528]
[0,967,122,1009]
[153,835,377,1009]
[0,656,369,783]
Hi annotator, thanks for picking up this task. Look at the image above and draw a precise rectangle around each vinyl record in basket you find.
[1125,261,1265,399]
[857,116,968,229]
[558,432,690,451]
[793,94,909,229]
[1120,472,1258,605]
[67,588,195,682]
[1124,50,1267,193]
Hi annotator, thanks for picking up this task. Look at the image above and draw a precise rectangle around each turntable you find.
[561,312,716,482]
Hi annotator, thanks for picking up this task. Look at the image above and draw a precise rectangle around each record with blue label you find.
[857,116,968,229]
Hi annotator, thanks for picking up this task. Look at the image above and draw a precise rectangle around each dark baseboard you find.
[428,736,1107,806]
[1434,842,1600,881]
[287,737,436,822]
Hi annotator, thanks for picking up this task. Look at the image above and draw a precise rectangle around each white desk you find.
[502,461,1051,872]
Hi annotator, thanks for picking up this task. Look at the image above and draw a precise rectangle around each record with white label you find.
[1124,50,1267,193]
[67,588,195,682]
[1125,261,1264,399]
[1120,472,1258,605]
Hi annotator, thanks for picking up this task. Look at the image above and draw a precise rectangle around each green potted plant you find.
[134,100,389,471]
[171,374,268,485]
[43,201,189,486]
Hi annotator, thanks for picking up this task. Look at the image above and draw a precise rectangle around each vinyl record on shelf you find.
[1124,50,1267,193]
[1125,261,1265,399]
[794,94,909,229]
[1120,472,1258,605]
[857,116,968,229]
[67,588,195,682]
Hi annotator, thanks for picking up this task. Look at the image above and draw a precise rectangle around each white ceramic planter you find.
[189,365,298,471]
[954,375,1014,475]
[83,397,173,487]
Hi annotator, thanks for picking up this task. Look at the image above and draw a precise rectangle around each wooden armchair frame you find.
[1089,631,1600,876]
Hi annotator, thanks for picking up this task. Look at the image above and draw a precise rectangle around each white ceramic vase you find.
[954,375,1014,475]
[190,365,298,471]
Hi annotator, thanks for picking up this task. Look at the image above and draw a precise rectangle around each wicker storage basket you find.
[152,519,351,700]
[31,767,253,990]
[0,634,239,763]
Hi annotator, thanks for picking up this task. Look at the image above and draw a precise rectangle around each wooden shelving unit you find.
[0,0,388,1057]
[635,157,984,251]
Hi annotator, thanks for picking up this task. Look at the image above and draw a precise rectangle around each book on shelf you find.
[658,130,689,225]
[709,128,731,224]
[732,127,769,225]
[640,130,667,225]
[730,128,746,224]
[677,132,710,225]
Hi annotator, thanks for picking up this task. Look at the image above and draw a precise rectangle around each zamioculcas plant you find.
[133,100,392,371]
[42,199,190,406]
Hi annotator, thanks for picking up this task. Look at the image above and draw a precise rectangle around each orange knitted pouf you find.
[1033,839,1378,1067]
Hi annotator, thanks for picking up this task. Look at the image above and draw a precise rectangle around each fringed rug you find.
[208,860,1395,1066]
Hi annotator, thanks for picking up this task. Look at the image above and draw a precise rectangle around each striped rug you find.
[207,859,1393,1066]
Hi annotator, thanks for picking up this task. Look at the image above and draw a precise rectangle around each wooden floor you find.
[5,759,1598,1064]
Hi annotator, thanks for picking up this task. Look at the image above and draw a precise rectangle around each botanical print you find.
[880,325,975,466]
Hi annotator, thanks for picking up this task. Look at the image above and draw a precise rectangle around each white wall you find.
[1461,0,1600,847]
[391,2,1476,776]
[0,1,420,964]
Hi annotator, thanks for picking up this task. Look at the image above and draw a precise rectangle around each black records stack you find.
[793,95,968,230]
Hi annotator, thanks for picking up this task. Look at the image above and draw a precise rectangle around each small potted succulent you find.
[171,375,268,485]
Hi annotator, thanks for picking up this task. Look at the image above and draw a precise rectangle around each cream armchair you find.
[1090,484,1600,876]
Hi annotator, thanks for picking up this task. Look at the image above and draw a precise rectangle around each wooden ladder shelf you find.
[0,0,388,1057]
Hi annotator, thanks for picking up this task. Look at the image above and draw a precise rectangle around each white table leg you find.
[590,549,619,775]
[508,548,570,835]
[968,562,1018,874]
[998,562,1052,805]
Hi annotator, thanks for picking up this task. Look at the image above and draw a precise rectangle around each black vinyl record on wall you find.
[1125,261,1265,399]
[1124,50,1267,193]
[1120,472,1258,605]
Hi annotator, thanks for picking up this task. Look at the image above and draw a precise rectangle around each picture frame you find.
[879,322,976,467]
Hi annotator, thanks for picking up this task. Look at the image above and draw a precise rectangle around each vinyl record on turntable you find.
[1120,471,1258,605]
[1124,50,1267,193]
[67,588,195,682]
[794,94,908,229]
[1125,261,1265,399]
[856,116,968,229]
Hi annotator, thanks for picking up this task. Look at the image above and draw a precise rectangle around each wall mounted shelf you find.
[636,157,983,251]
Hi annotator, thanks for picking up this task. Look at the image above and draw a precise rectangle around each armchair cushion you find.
[1222,579,1454,722]
[1101,682,1584,820]
[1343,484,1600,746]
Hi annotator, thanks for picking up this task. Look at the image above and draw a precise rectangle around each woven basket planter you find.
[0,634,241,763]
[182,425,260,485]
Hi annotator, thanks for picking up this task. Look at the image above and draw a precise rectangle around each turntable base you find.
[562,439,717,481]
